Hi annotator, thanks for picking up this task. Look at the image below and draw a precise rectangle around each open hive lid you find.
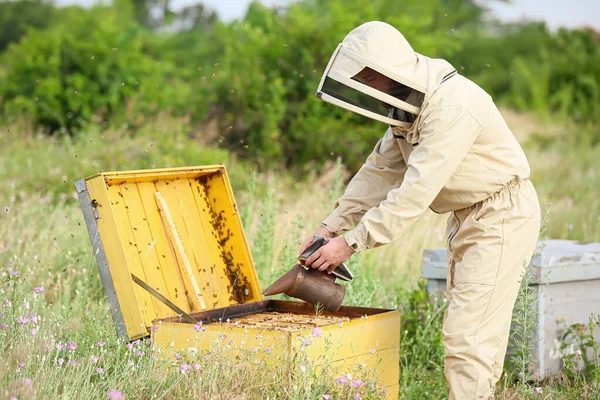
[76,165,263,340]
[421,240,600,284]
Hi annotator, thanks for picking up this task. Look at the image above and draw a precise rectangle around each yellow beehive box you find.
[76,165,400,399]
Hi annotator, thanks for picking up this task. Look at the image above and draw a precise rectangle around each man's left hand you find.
[304,236,355,273]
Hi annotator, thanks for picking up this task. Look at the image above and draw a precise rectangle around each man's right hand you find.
[298,226,335,259]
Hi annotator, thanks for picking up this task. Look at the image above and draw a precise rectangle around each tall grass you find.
[1,114,599,399]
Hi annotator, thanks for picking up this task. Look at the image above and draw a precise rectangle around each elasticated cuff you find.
[343,223,369,253]
[321,214,351,236]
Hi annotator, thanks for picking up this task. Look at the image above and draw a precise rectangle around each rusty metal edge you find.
[75,179,128,339]
[156,299,396,325]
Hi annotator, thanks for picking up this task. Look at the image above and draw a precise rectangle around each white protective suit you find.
[316,21,541,399]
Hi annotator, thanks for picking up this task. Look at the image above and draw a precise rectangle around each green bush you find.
[0,5,189,134]
[0,0,598,166]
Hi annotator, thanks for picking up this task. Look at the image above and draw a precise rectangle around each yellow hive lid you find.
[75,165,263,340]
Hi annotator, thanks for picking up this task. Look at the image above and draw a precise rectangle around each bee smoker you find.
[262,236,353,313]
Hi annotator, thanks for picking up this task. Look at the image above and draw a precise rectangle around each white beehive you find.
[421,240,600,377]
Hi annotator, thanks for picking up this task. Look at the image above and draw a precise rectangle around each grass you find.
[1,113,599,399]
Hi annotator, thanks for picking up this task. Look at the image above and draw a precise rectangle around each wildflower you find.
[10,397,17,400]
[19,361,26,368]
[179,363,191,373]
[132,339,140,345]
[33,287,44,294]
[67,341,78,350]
[97,341,106,347]
[69,360,80,366]
[10,270,19,276]
[150,325,159,332]
[193,363,201,370]
[0,314,3,319]
[228,340,234,345]
[354,393,361,400]
[218,334,227,340]
[23,378,32,386]
[174,352,182,361]
[29,328,38,335]
[136,351,144,357]
[96,367,104,374]
[126,343,134,350]
[335,374,348,385]
[128,360,134,367]
[369,349,376,354]
[91,356,99,363]
[575,349,582,357]
[57,358,65,365]
[17,316,29,325]
[264,348,272,354]
[252,346,259,352]
[56,343,67,350]
[107,389,124,400]
[0,324,7,329]
[5,299,12,307]
[351,379,363,388]
[312,327,323,338]
[300,365,307,374]
[568,224,574,230]
[193,322,202,332]
[323,395,331,400]
[535,387,543,394]
[337,322,343,328]
[28,313,38,323]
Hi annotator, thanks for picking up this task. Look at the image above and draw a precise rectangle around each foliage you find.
[509,259,539,388]
[0,5,190,134]
[0,0,54,51]
[452,23,600,128]
[0,114,599,398]
[2,0,597,167]
[397,282,446,399]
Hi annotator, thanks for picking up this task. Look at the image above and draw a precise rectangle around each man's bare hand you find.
[304,236,355,273]
[298,226,335,257]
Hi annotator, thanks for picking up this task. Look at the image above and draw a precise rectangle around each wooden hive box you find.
[76,165,401,399]
[421,240,600,378]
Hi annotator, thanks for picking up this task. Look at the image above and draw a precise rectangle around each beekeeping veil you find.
[316,22,428,127]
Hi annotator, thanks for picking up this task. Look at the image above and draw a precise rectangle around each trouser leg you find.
[443,180,541,400]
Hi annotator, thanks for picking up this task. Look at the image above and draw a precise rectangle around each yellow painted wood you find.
[188,178,240,307]
[169,178,230,309]
[385,384,399,400]
[84,166,284,339]
[85,177,147,339]
[291,311,401,361]
[150,307,400,393]
[118,184,174,318]
[315,346,399,387]
[99,165,224,185]
[135,181,190,314]
[106,183,158,326]
[155,192,206,311]
[195,171,262,303]
[153,178,228,309]
[152,321,290,363]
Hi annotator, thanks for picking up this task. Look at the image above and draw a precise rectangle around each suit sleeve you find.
[321,128,408,236]
[343,105,482,252]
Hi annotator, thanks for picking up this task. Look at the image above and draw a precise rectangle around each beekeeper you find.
[300,21,541,399]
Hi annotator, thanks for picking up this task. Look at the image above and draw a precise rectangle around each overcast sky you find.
[55,0,600,30]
